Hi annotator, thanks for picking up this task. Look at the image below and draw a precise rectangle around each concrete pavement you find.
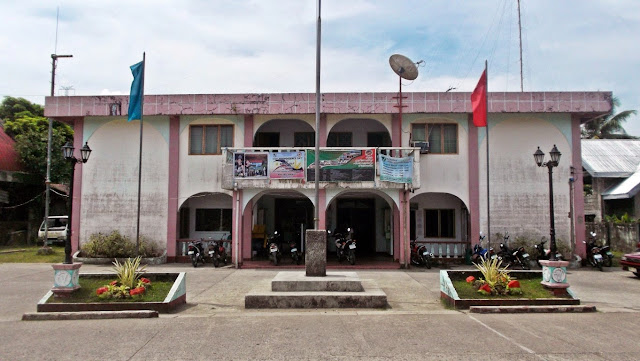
[1,262,639,360]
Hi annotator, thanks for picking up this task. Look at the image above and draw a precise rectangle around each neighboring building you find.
[582,139,640,222]
[44,91,611,265]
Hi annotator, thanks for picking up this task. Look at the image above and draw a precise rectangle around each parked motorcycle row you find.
[583,231,614,271]
[471,232,530,270]
[330,228,357,265]
[187,238,228,268]
[265,230,305,266]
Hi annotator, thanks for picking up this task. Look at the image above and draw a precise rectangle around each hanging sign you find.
[306,149,375,182]
[379,154,413,183]
[234,152,268,179]
[268,151,305,179]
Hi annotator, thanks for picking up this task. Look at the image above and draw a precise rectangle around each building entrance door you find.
[336,199,375,255]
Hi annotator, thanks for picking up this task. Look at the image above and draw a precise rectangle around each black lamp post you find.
[534,144,561,261]
[62,141,92,264]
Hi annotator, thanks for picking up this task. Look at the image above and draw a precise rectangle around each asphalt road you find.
[1,263,639,360]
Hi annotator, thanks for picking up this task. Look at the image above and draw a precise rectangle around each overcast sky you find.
[1,0,638,135]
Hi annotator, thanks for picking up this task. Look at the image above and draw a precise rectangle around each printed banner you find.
[306,149,376,182]
[379,154,413,183]
[234,152,268,178]
[268,151,305,179]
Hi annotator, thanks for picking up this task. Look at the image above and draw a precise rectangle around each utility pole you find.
[43,53,72,248]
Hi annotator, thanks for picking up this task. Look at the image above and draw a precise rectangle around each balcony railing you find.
[221,147,421,190]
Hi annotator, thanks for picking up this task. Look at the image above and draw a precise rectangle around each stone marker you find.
[305,230,326,277]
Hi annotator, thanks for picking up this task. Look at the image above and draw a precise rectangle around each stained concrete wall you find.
[480,114,573,245]
[80,117,169,248]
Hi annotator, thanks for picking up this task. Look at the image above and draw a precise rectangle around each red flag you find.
[471,69,487,127]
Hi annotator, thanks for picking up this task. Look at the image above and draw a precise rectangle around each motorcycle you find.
[497,232,530,270]
[208,239,227,268]
[472,231,497,264]
[410,241,433,269]
[334,227,356,265]
[584,232,605,271]
[268,231,282,266]
[187,239,206,267]
[533,238,564,267]
[289,239,302,265]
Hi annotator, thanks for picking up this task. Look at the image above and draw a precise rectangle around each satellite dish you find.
[389,54,419,80]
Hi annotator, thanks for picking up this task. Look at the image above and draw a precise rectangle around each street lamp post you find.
[534,144,561,260]
[61,141,92,264]
[51,141,91,297]
[534,144,570,293]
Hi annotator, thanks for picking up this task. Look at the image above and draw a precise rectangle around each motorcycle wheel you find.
[424,256,432,269]
[348,250,356,265]
[604,256,612,267]
[597,260,603,271]
[521,258,531,270]
[296,254,301,265]
[191,255,198,268]
[213,258,219,268]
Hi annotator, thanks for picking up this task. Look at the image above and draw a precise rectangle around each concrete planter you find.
[73,250,167,265]
[440,270,580,310]
[37,272,186,313]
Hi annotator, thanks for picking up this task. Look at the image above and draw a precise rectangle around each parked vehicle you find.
[620,241,640,278]
[208,239,227,268]
[289,239,302,265]
[38,216,68,245]
[410,241,433,268]
[533,238,564,267]
[187,240,206,267]
[584,232,604,271]
[268,231,282,266]
[334,227,356,265]
[598,243,614,268]
[472,231,497,264]
[497,232,530,270]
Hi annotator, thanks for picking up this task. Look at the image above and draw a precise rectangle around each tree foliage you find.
[582,97,637,139]
[1,97,74,183]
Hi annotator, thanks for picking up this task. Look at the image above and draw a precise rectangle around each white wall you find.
[411,193,465,242]
[80,117,169,248]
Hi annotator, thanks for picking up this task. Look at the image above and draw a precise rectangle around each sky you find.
[1,0,639,136]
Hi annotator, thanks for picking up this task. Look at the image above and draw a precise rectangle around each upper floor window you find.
[424,209,455,238]
[327,132,352,147]
[190,125,233,155]
[294,132,315,147]
[411,123,458,154]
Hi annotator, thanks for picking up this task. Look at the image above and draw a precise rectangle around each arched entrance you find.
[254,119,315,147]
[327,118,391,147]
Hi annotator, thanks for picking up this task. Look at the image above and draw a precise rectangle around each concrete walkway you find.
[1,262,640,360]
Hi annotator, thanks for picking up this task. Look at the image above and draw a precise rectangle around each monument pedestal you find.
[540,259,570,296]
[51,263,82,298]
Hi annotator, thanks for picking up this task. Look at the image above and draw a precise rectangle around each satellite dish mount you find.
[389,54,421,153]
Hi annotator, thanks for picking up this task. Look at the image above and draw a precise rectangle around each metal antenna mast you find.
[517,0,524,92]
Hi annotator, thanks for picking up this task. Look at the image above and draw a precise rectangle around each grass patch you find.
[453,278,570,299]
[0,245,65,263]
[46,276,174,304]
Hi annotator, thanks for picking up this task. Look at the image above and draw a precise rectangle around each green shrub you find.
[82,231,161,258]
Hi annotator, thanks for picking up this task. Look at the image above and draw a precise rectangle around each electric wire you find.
[0,191,43,210]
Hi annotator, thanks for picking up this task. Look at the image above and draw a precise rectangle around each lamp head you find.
[80,142,92,163]
[62,141,74,160]
[533,147,545,167]
[550,144,561,164]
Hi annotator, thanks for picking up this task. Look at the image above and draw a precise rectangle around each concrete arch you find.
[242,189,314,213]
[327,117,391,147]
[409,192,470,243]
[178,191,232,210]
[253,118,314,147]
[326,188,398,211]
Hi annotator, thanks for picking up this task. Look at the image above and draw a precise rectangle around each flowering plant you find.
[470,257,522,296]
[466,276,475,283]
[95,256,151,300]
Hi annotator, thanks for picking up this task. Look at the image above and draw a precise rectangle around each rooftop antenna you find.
[388,53,421,269]
[517,0,524,91]
[60,86,75,96]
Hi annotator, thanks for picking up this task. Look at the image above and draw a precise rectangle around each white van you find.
[38,216,68,245]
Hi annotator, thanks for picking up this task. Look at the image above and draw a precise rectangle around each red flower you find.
[96,287,109,295]
[130,287,146,296]
[466,276,475,283]
[507,280,521,289]
[478,284,492,295]
[140,277,151,284]
[110,280,118,286]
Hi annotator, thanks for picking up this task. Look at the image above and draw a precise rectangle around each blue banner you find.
[379,154,413,183]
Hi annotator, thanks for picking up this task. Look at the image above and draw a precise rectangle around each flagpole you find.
[135,52,146,256]
[485,60,490,252]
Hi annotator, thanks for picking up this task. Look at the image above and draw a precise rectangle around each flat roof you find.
[44,91,612,118]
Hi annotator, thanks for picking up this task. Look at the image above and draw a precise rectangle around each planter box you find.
[73,250,167,265]
[37,272,186,313]
[440,270,580,310]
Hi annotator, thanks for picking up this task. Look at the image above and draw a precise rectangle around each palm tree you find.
[582,97,637,139]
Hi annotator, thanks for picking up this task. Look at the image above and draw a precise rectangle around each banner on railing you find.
[233,152,268,178]
[268,151,305,179]
[379,154,413,183]
[306,149,376,182]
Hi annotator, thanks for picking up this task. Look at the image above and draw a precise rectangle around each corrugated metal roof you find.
[602,164,640,199]
[582,139,640,177]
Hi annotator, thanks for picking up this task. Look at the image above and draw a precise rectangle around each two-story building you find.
[44,91,611,266]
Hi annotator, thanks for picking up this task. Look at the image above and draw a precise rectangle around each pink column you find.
[318,189,326,229]
[166,116,180,262]
[392,114,401,156]
[393,202,401,262]
[468,115,481,245]
[242,200,253,262]
[319,114,327,147]
[244,114,254,147]
[71,118,83,254]
[232,190,240,265]
[572,115,586,258]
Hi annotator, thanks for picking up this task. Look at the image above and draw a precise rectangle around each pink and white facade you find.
[44,91,611,265]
